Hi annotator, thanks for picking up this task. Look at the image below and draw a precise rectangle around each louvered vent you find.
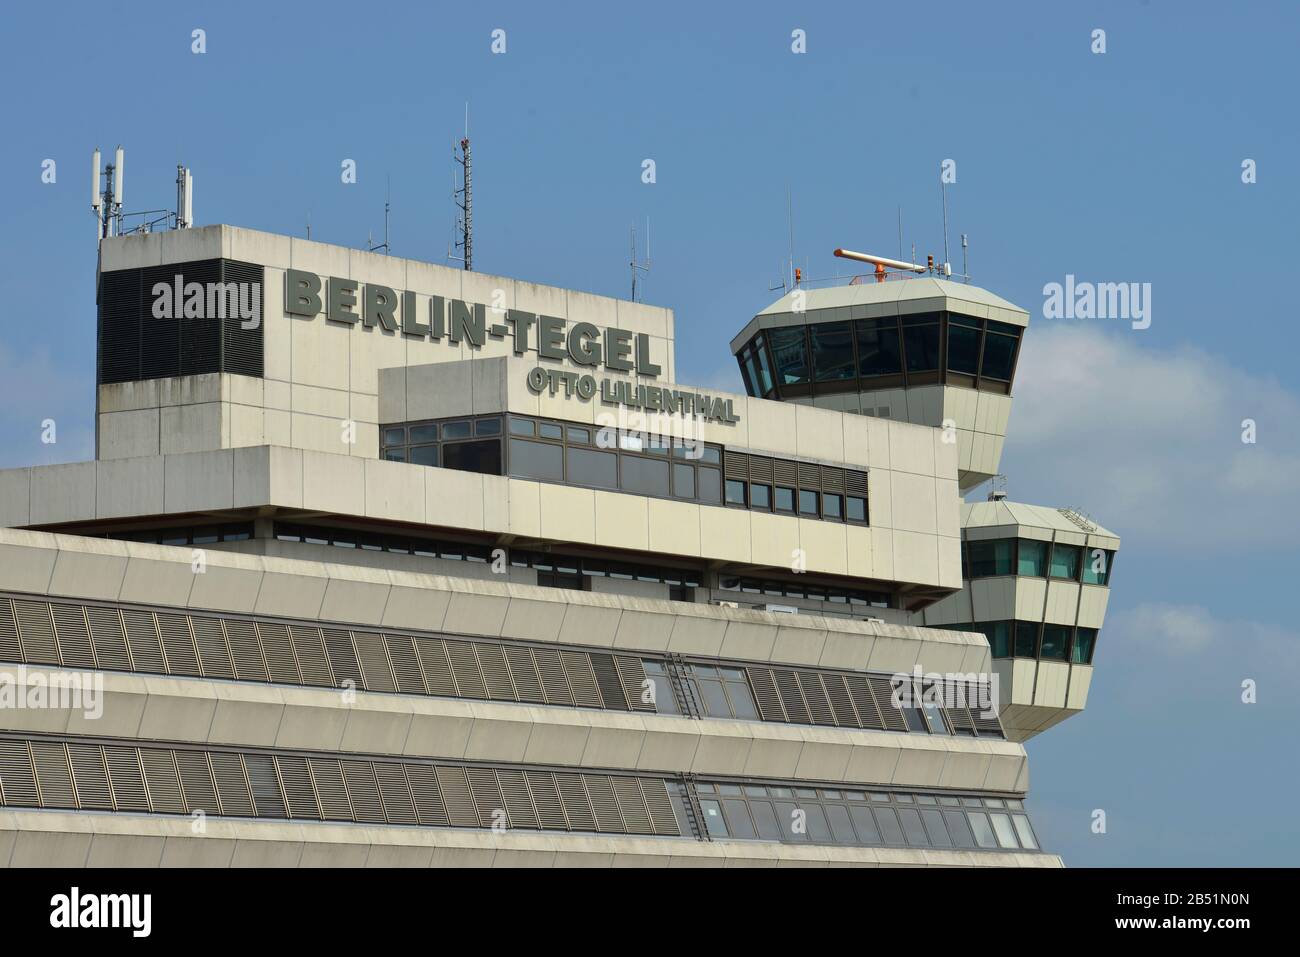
[140,749,185,814]
[614,655,654,712]
[191,617,235,678]
[724,451,749,479]
[640,779,681,836]
[50,604,94,668]
[30,741,75,808]
[845,470,869,495]
[866,675,909,732]
[584,776,625,832]
[534,647,574,706]
[256,622,301,685]
[525,771,569,830]
[475,643,516,701]
[244,753,287,818]
[611,778,652,833]
[308,759,353,820]
[175,750,218,813]
[845,675,884,730]
[444,640,486,699]
[822,673,861,728]
[497,769,539,829]
[321,629,363,688]
[561,652,603,709]
[340,760,386,823]
[13,600,58,665]
[223,619,269,682]
[590,653,629,710]
[67,744,112,809]
[773,669,811,724]
[209,751,254,816]
[554,772,596,831]
[156,612,201,676]
[749,455,774,483]
[86,606,131,671]
[0,599,20,663]
[352,630,397,693]
[821,468,845,493]
[773,460,798,488]
[122,610,166,673]
[374,764,418,825]
[275,755,320,820]
[415,638,458,697]
[289,626,334,686]
[103,746,150,811]
[504,647,545,703]
[746,668,786,722]
[798,672,837,726]
[383,633,426,695]
[435,766,480,827]
[0,740,38,806]
[405,764,449,826]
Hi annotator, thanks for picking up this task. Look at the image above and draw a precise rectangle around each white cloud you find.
[1104,601,1300,674]
[1000,325,1300,549]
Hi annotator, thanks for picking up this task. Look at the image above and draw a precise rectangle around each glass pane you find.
[1072,628,1097,664]
[825,804,857,844]
[943,810,975,847]
[1014,621,1039,658]
[989,812,1019,849]
[823,494,842,520]
[409,445,438,467]
[754,338,774,393]
[921,808,953,846]
[981,329,1019,380]
[475,418,502,436]
[898,808,929,846]
[698,447,721,465]
[775,802,805,842]
[1082,549,1112,585]
[725,679,759,720]
[750,801,782,840]
[846,496,866,522]
[849,806,881,843]
[725,479,747,505]
[722,799,757,840]
[566,426,590,444]
[622,456,670,496]
[567,447,618,489]
[1012,814,1038,850]
[383,427,405,446]
[768,327,810,385]
[700,679,732,717]
[672,464,695,498]
[699,799,729,838]
[798,489,818,515]
[803,805,833,842]
[508,418,534,436]
[508,438,563,481]
[985,621,1011,658]
[750,483,770,510]
[874,807,906,845]
[409,424,438,444]
[968,812,997,848]
[856,317,903,377]
[538,422,563,440]
[442,420,472,439]
[811,322,855,382]
[968,539,1014,577]
[697,467,721,503]
[775,487,794,512]
[1040,624,1070,660]
[902,321,941,372]
[442,439,501,475]
[383,449,406,462]
[1050,544,1082,580]
[947,318,982,375]
[1017,539,1047,576]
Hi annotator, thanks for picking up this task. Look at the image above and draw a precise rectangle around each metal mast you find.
[454,136,472,271]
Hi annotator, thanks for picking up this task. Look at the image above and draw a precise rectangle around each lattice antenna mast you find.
[449,105,472,271]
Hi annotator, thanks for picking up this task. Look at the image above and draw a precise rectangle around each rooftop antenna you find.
[897,206,903,260]
[449,104,473,271]
[174,164,193,229]
[787,185,796,289]
[630,218,651,302]
[961,233,969,282]
[833,248,926,284]
[90,146,121,240]
[939,165,952,277]
[370,177,391,254]
[306,212,311,240]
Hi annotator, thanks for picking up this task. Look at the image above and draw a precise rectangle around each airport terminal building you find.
[0,225,1117,866]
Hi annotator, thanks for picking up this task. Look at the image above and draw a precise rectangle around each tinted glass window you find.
[508,438,563,481]
[442,439,500,474]
[475,418,501,436]
[641,662,678,715]
[798,489,818,515]
[981,327,1020,380]
[825,804,856,844]
[750,801,782,840]
[383,449,405,462]
[1072,628,1097,664]
[846,496,866,522]
[1012,815,1038,850]
[768,327,810,385]
[1041,624,1070,660]
[567,447,618,488]
[442,421,472,439]
[804,805,833,842]
[947,315,982,375]
[538,422,563,440]
[849,805,881,843]
[775,487,794,512]
[943,810,976,848]
[1014,621,1039,658]
[409,424,438,443]
[1017,539,1047,576]
[823,494,842,519]
[750,483,771,510]
[509,418,534,436]
[968,812,997,848]
[968,539,1014,577]
[921,808,953,846]
[409,445,438,467]
[383,427,405,446]
[874,807,906,845]
[989,812,1019,849]
[723,800,757,840]
[622,455,670,496]
[1050,544,1082,580]
[699,799,729,838]
[754,337,774,393]
[902,319,941,372]
[672,463,695,498]
[856,317,903,376]
[984,621,1011,658]
[725,479,747,505]
[697,467,721,503]
[1082,548,1113,585]
[811,322,855,382]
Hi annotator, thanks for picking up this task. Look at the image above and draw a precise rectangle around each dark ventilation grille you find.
[13,601,58,665]
[86,606,131,671]
[103,746,150,811]
[0,600,21,662]
[97,259,265,385]
[867,676,910,732]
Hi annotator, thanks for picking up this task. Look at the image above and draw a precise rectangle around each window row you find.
[963,538,1115,586]
[737,312,1024,400]
[94,522,253,546]
[643,658,1003,738]
[381,414,870,527]
[0,732,1042,853]
[0,735,679,837]
[717,574,892,609]
[0,594,1001,738]
[274,522,497,562]
[723,450,868,524]
[674,781,1040,852]
[967,620,1098,664]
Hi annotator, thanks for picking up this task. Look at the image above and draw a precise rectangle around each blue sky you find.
[1,0,1296,864]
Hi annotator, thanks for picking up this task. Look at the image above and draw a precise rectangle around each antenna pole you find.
[897,206,903,261]
[454,134,473,271]
[786,186,795,290]
[940,173,950,271]
[961,233,969,282]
